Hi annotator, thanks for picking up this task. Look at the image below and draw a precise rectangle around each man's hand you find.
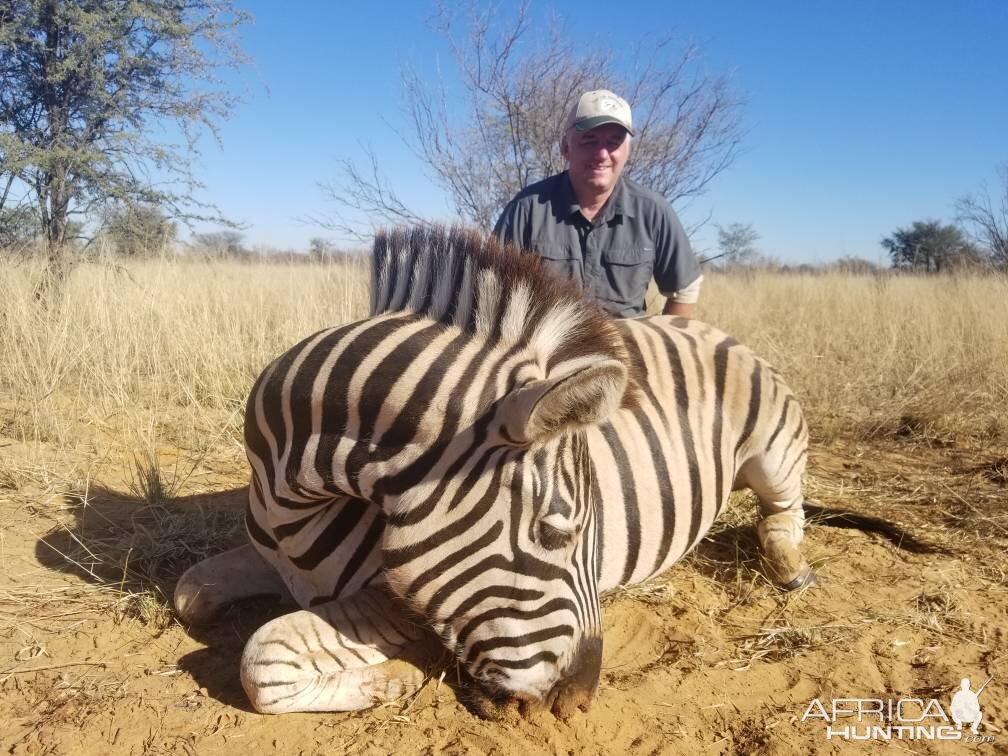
[662,299,695,318]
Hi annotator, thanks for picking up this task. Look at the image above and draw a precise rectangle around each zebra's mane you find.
[370,225,636,383]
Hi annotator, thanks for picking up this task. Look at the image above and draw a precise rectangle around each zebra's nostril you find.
[549,636,603,720]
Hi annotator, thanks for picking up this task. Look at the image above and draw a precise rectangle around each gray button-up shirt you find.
[493,172,700,317]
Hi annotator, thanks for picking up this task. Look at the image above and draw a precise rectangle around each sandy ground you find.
[1,430,1006,755]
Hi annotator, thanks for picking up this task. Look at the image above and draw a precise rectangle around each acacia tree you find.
[191,230,247,259]
[712,222,759,266]
[0,204,39,252]
[103,203,176,258]
[881,220,985,273]
[0,0,248,297]
[318,1,743,237]
[956,165,1008,270]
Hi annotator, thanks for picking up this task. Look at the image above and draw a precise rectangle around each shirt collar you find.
[558,172,581,219]
[560,173,635,222]
[606,177,634,220]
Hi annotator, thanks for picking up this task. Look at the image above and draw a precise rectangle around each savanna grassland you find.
[1,257,1006,755]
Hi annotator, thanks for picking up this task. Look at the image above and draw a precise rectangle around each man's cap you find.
[564,89,633,136]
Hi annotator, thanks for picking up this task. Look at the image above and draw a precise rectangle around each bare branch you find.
[956,164,1008,269]
[320,1,743,235]
[306,145,432,243]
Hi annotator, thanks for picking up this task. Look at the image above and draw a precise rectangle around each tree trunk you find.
[34,174,72,305]
[33,0,71,305]
[34,237,71,304]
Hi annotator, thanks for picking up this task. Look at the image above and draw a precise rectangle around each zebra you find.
[175,224,820,719]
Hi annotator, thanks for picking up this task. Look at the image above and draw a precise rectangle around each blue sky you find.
[192,1,1007,264]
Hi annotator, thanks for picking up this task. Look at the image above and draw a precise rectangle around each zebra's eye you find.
[538,513,575,550]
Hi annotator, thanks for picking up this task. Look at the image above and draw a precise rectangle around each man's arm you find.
[662,299,695,318]
[661,272,702,317]
[493,199,525,248]
[652,201,702,318]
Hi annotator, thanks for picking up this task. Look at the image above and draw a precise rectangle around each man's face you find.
[562,123,630,200]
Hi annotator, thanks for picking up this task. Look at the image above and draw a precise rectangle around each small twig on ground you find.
[0,659,108,682]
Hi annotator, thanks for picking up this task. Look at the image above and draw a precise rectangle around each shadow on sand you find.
[682,520,765,586]
[33,483,295,712]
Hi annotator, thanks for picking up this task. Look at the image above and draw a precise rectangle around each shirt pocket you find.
[599,247,655,307]
[532,243,584,287]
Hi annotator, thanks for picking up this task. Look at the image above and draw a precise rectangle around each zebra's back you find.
[592,315,807,592]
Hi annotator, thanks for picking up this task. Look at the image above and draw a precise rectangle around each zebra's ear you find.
[499,359,627,445]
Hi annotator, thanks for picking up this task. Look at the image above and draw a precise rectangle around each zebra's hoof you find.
[173,568,219,625]
[778,568,818,591]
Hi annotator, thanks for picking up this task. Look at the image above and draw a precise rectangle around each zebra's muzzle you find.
[547,636,603,720]
[463,636,603,721]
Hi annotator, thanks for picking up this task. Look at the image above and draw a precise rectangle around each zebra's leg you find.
[755,496,817,590]
[174,543,295,625]
[738,455,817,590]
[240,586,435,714]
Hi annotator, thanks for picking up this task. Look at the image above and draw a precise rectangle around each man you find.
[493,89,702,318]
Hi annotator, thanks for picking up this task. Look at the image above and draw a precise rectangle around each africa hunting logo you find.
[801,675,996,743]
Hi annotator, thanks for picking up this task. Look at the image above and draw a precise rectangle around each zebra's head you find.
[369,225,637,717]
[381,354,629,719]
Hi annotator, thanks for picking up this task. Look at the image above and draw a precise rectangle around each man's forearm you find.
[660,274,701,318]
[662,299,695,318]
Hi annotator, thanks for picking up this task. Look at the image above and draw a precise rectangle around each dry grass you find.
[731,623,851,667]
[0,255,370,460]
[49,483,245,599]
[3,259,1002,631]
[0,261,1005,464]
[668,270,1008,443]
